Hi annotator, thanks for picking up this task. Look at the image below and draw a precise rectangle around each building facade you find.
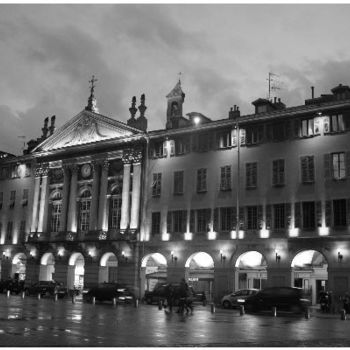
[1,79,350,305]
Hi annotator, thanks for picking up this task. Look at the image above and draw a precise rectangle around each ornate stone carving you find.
[122,150,132,164]
[98,231,107,240]
[35,166,49,178]
[130,150,143,164]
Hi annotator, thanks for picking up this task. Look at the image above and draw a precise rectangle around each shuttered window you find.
[152,173,162,197]
[301,156,315,183]
[332,152,346,180]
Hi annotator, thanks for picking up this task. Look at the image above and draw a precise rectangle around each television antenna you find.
[267,72,281,100]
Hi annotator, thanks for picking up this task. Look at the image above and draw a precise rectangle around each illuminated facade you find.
[1,80,350,304]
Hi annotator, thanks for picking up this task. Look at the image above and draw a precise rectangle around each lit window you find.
[152,173,162,197]
[51,203,62,233]
[110,197,122,229]
[332,152,346,180]
[78,190,91,232]
[217,130,232,149]
[300,118,314,137]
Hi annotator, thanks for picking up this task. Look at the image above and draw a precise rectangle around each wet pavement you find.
[1,294,350,347]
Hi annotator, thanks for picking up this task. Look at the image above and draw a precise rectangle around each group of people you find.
[163,279,194,314]
[319,290,350,314]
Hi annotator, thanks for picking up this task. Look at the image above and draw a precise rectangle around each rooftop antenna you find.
[178,71,182,83]
[267,72,281,100]
[18,136,26,153]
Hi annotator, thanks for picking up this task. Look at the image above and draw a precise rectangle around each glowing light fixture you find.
[194,116,200,125]
[338,251,343,263]
[184,232,192,240]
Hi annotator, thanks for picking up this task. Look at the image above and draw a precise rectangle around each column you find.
[130,160,142,230]
[89,162,100,231]
[37,168,49,233]
[30,171,41,232]
[120,157,131,231]
[59,166,70,232]
[97,161,109,231]
[67,165,78,232]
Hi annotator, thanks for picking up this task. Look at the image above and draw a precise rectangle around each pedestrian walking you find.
[343,292,350,313]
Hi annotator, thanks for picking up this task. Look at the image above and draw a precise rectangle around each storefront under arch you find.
[99,252,118,283]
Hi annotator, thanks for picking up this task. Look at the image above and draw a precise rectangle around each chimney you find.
[49,115,56,136]
[42,117,49,139]
[311,86,314,99]
[229,105,240,119]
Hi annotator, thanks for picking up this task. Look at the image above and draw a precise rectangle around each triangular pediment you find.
[34,110,142,152]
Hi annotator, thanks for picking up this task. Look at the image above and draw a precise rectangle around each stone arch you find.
[234,250,268,291]
[39,252,55,281]
[67,252,85,290]
[11,252,27,281]
[185,251,214,301]
[49,189,63,200]
[78,186,92,198]
[140,253,167,298]
[291,249,328,305]
[99,252,118,283]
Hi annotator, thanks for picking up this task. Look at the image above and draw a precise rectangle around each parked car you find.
[0,279,25,294]
[144,283,206,305]
[244,286,311,313]
[221,289,259,309]
[83,283,134,303]
[24,281,68,298]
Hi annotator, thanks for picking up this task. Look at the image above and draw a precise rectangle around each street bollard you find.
[272,306,277,317]
[21,291,25,299]
[135,299,139,308]
[239,305,245,316]
[158,300,163,310]
[54,294,58,302]
[304,307,310,319]
[6,290,10,298]
[210,303,215,313]
[37,293,41,300]
[92,296,96,305]
[113,298,117,307]
[341,309,347,320]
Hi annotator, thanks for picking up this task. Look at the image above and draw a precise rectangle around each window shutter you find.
[239,207,245,230]
[213,208,219,231]
[266,205,272,229]
[301,157,307,183]
[323,116,330,133]
[324,154,331,180]
[257,205,263,229]
[344,114,350,130]
[308,118,314,136]
[169,140,175,156]
[272,161,278,186]
[240,128,246,145]
[232,128,237,147]
[294,202,301,228]
[316,201,322,227]
[167,211,172,233]
[325,200,332,227]
[309,156,315,182]
[163,141,168,157]
[190,210,195,232]
[314,117,321,135]
[346,152,350,178]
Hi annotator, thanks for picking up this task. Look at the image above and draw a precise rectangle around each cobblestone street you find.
[1,294,350,347]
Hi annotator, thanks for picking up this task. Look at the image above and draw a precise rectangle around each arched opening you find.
[39,252,55,281]
[291,250,328,305]
[140,253,167,297]
[99,252,118,283]
[185,252,214,301]
[49,190,63,233]
[235,251,267,291]
[11,253,26,281]
[68,252,85,291]
[109,183,122,231]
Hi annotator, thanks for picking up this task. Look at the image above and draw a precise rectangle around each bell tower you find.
[166,80,185,129]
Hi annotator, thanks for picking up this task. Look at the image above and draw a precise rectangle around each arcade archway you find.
[68,252,85,290]
[291,250,328,305]
[39,252,55,281]
[99,252,118,283]
[235,251,267,291]
[11,253,27,281]
[185,252,214,301]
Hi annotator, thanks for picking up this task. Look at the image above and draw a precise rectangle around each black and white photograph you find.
[1,1,350,347]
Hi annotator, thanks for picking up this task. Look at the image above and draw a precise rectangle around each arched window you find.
[78,189,91,232]
[109,184,122,229]
[50,191,63,233]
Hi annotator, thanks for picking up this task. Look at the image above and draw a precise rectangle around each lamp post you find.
[235,120,240,237]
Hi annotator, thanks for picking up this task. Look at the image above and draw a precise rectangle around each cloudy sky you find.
[1,4,350,154]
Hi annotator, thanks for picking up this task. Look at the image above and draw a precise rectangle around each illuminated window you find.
[246,162,257,189]
[151,212,161,234]
[152,173,162,197]
[331,114,345,132]
[220,166,231,191]
[196,168,207,192]
[272,159,285,186]
[217,130,232,148]
[175,137,190,155]
[78,190,91,232]
[274,204,285,229]
[247,206,258,230]
[332,152,346,180]
[301,156,315,183]
[300,118,314,137]
[173,171,184,195]
[152,140,166,158]
[110,197,122,229]
[333,199,347,226]
[51,203,62,233]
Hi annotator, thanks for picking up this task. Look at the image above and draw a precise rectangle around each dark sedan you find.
[83,283,134,303]
[25,281,68,298]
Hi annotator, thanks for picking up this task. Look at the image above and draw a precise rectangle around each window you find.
[175,138,189,155]
[9,190,16,208]
[173,210,187,233]
[302,202,315,229]
[270,122,286,142]
[50,203,62,233]
[220,207,234,231]
[217,130,232,149]
[151,212,161,234]
[110,197,122,229]
[257,105,267,114]
[192,133,213,152]
[246,125,263,145]
[247,206,258,230]
[19,220,26,241]
[220,166,231,191]
[197,209,210,232]
[152,173,162,197]
[301,156,315,183]
[274,204,285,229]
[333,199,347,226]
[197,168,207,192]
[78,190,91,232]
[22,189,29,206]
[331,115,345,132]
[332,152,346,180]
[6,221,13,242]
[0,192,2,209]
[246,162,257,189]
[152,140,166,158]
[272,159,285,186]
[174,171,184,195]
[300,118,314,137]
